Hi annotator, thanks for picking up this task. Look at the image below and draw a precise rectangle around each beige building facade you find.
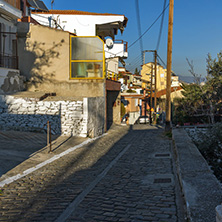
[141,63,180,92]
[17,23,105,98]
[141,63,167,91]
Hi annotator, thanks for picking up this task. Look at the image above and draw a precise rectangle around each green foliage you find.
[126,89,136,93]
[118,72,124,78]
[173,53,222,125]
[173,83,208,125]
[192,123,222,182]
[165,131,172,138]
[206,52,222,107]
[134,68,140,75]
[121,102,126,118]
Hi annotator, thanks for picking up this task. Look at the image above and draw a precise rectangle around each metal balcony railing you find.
[0,53,18,69]
[106,70,118,81]
[114,40,128,53]
[0,31,18,69]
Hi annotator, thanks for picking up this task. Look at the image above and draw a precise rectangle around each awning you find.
[27,0,48,11]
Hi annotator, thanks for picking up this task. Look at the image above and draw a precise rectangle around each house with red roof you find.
[15,6,129,133]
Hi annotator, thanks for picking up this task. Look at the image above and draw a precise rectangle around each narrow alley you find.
[0,125,185,221]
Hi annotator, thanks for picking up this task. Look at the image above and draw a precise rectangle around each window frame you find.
[70,36,105,80]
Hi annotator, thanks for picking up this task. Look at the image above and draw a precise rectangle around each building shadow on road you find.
[0,130,59,177]
[0,124,179,222]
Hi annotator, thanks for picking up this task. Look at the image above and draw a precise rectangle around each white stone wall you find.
[0,95,105,137]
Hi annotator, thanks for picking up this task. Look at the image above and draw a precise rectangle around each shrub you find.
[189,123,222,182]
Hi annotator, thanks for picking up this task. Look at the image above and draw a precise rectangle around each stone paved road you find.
[0,131,59,176]
[0,125,185,221]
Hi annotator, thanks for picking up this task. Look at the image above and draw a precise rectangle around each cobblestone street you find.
[0,125,185,221]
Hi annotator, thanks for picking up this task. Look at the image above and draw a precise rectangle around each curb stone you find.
[172,127,222,222]
[172,133,191,222]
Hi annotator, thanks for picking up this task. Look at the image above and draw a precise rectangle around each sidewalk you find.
[0,124,185,221]
[173,128,222,222]
[0,130,86,182]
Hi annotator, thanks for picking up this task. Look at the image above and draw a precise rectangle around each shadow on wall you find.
[107,91,119,130]
[26,40,64,88]
[17,25,65,89]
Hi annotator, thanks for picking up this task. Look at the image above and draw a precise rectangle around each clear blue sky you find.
[44,0,222,77]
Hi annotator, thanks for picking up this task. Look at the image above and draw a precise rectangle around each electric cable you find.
[127,56,143,71]
[113,2,169,59]
[128,54,142,66]
[157,54,167,68]
[128,3,169,50]
[156,0,167,52]
[135,0,144,63]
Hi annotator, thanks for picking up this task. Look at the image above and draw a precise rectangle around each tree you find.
[206,52,222,117]
[134,68,140,75]
[173,54,222,125]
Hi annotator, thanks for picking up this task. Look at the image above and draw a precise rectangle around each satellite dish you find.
[105,38,114,49]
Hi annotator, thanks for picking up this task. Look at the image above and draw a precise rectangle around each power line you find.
[157,54,167,68]
[135,0,144,63]
[128,54,142,66]
[128,3,169,49]
[156,0,167,52]
[111,3,169,60]
[127,57,143,70]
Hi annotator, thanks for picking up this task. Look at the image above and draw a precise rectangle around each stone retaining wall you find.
[0,95,105,137]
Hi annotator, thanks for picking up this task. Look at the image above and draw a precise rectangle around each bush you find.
[126,89,136,93]
[189,123,222,182]
[121,102,126,118]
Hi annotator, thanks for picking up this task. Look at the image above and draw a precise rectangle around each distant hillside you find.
[178,75,194,83]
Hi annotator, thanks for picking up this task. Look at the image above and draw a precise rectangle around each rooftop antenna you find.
[51,0,54,10]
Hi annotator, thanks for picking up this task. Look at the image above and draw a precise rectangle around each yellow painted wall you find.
[141,63,167,91]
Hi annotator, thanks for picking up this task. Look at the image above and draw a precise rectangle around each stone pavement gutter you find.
[172,127,222,222]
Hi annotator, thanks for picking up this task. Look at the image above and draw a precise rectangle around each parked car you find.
[136,116,149,124]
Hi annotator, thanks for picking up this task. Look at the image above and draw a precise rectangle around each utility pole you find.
[153,50,157,125]
[142,50,157,125]
[165,0,174,132]
[150,65,153,125]
[142,50,147,122]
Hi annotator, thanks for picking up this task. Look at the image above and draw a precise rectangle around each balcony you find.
[3,0,20,9]
[0,0,21,19]
[105,40,128,59]
[0,53,18,69]
[0,31,18,69]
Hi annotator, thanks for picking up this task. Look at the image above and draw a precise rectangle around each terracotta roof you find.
[133,74,141,77]
[32,9,127,18]
[121,94,143,98]
[119,72,132,75]
[156,86,182,97]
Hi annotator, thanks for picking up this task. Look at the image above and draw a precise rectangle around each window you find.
[70,36,105,79]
